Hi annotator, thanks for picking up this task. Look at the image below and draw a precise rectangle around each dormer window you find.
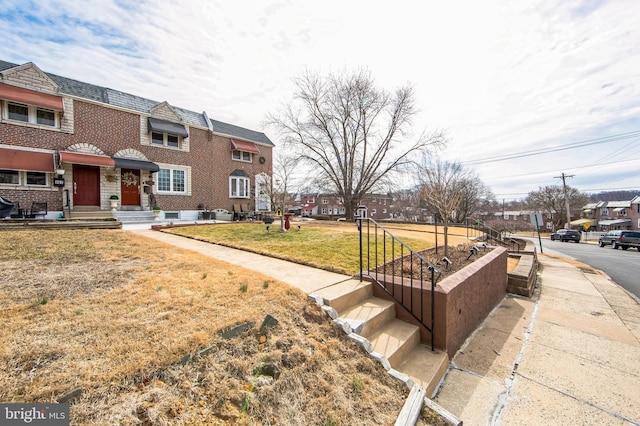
[0,83,63,129]
[4,101,58,127]
[148,117,188,149]
[151,131,181,148]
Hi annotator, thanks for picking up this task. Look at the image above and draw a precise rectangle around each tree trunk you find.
[443,222,449,258]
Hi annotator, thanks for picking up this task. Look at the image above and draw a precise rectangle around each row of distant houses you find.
[292,193,395,220]
[290,192,640,232]
[1,59,274,221]
[493,197,640,232]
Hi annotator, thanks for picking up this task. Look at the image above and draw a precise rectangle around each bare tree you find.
[418,159,469,257]
[454,174,495,222]
[526,185,589,230]
[266,68,445,220]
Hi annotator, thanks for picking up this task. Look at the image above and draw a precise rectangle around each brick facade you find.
[0,60,273,218]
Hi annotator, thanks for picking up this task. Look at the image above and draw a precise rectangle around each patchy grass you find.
[0,229,444,425]
[165,220,472,275]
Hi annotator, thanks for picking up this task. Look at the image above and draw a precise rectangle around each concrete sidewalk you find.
[130,228,353,294]
[434,254,640,425]
[129,226,640,425]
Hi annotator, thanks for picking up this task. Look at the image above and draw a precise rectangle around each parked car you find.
[550,229,581,242]
[599,230,640,250]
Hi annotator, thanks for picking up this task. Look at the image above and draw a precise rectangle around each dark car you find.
[599,230,640,250]
[550,229,581,242]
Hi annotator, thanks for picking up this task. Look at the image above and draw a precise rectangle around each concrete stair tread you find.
[312,280,372,314]
[398,344,449,397]
[369,319,420,367]
[339,297,395,338]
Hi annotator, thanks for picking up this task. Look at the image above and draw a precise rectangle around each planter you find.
[153,209,161,220]
[109,199,118,211]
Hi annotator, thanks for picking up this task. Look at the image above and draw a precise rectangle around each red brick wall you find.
[1,99,273,213]
[371,246,508,357]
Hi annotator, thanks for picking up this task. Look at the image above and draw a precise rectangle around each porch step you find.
[113,211,155,223]
[312,280,372,314]
[369,319,420,368]
[65,211,114,220]
[339,297,396,339]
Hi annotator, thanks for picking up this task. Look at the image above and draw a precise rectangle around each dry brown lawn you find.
[0,229,445,425]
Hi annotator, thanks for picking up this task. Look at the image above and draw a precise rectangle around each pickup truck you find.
[598,230,640,250]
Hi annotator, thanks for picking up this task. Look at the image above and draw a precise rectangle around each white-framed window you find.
[3,101,59,128]
[321,208,328,214]
[229,176,250,198]
[600,208,608,216]
[339,207,345,214]
[616,208,627,216]
[0,169,20,185]
[26,172,48,186]
[232,150,252,162]
[322,198,328,204]
[157,168,186,193]
[151,132,182,148]
[0,170,49,187]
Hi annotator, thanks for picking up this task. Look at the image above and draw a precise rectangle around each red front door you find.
[73,165,100,206]
[120,169,141,206]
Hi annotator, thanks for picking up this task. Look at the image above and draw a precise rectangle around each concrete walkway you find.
[129,228,353,294]
[128,226,640,425]
[434,253,640,425]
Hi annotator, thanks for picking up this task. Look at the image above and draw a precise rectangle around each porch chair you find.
[28,202,48,219]
[232,204,248,221]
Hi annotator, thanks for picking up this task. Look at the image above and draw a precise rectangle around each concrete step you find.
[398,344,449,398]
[369,319,420,368]
[339,297,396,339]
[113,211,155,223]
[65,211,113,219]
[311,280,372,314]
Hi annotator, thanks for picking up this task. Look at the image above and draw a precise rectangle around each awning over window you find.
[0,147,55,172]
[148,117,189,138]
[570,218,592,226]
[59,151,115,167]
[599,219,632,226]
[612,207,626,212]
[0,83,64,111]
[230,169,249,177]
[113,157,160,172]
[231,139,260,154]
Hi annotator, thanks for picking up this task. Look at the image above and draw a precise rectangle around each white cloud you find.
[1,0,638,199]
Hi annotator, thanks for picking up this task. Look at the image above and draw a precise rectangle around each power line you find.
[461,130,640,166]
[481,156,640,183]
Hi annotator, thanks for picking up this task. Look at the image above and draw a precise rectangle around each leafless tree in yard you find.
[418,159,470,257]
[266,68,445,220]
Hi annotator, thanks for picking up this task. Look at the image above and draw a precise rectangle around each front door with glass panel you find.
[120,169,141,207]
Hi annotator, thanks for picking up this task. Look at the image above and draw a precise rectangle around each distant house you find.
[295,192,394,220]
[580,198,640,231]
[0,60,273,220]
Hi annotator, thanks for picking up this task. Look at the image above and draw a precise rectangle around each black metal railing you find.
[465,218,523,252]
[357,217,440,351]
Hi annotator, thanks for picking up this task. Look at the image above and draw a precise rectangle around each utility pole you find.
[554,172,574,229]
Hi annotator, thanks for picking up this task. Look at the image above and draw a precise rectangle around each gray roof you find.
[0,59,273,146]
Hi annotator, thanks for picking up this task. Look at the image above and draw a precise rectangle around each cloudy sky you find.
[2,0,639,200]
